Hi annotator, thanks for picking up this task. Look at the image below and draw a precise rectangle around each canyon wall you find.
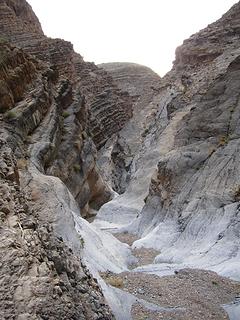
[98,62,162,194]
[96,2,240,281]
[0,0,135,218]
[1,0,240,318]
[0,0,134,318]
[0,40,116,319]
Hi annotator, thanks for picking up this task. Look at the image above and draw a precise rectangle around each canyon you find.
[0,0,240,319]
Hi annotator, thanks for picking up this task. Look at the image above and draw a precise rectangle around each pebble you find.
[137,288,145,294]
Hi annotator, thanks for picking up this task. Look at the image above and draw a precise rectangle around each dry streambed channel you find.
[100,232,240,320]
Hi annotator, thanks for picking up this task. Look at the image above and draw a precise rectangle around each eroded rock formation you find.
[0,0,133,148]
[97,62,162,194]
[0,0,134,318]
[0,0,135,218]
[0,134,114,319]
[0,39,115,320]
[96,1,240,283]
[1,0,240,319]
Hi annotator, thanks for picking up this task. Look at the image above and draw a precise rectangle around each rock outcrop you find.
[0,0,134,318]
[0,132,114,319]
[0,0,43,39]
[96,2,240,284]
[135,2,240,280]
[97,62,162,194]
[0,0,135,217]
[75,60,133,148]
[0,0,133,149]
[0,39,115,319]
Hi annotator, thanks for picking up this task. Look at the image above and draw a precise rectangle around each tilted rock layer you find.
[0,0,135,318]
[0,41,114,320]
[0,132,114,320]
[0,0,133,148]
[0,0,135,217]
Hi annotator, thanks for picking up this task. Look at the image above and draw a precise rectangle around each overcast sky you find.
[28,0,237,76]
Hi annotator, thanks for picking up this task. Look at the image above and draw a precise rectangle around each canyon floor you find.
[98,232,240,320]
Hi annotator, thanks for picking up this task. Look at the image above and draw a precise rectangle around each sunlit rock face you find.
[96,2,240,281]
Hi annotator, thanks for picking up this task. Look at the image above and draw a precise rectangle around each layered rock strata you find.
[0,0,133,318]
[0,0,135,217]
[0,0,133,149]
[0,41,115,318]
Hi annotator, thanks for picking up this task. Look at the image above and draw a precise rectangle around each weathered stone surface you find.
[0,0,133,317]
[0,0,43,40]
[0,0,134,149]
[2,0,240,319]
[96,2,240,284]
[0,138,113,320]
[75,60,133,148]
[97,63,162,194]
[99,62,161,97]
[0,0,133,217]
[0,42,114,318]
[0,42,37,113]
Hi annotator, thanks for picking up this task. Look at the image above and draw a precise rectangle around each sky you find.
[28,0,237,76]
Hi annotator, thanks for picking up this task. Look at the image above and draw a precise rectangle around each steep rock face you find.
[143,0,240,225]
[174,2,240,68]
[0,0,133,149]
[0,41,109,219]
[0,0,135,217]
[134,5,240,277]
[0,41,37,112]
[97,63,162,194]
[96,2,240,281]
[0,0,43,39]
[99,62,161,96]
[0,6,124,320]
[0,42,115,318]
[0,0,135,316]
[74,60,133,148]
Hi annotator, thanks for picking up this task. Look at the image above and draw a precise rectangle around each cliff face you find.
[96,2,240,283]
[0,131,114,320]
[0,0,135,318]
[0,0,133,147]
[0,0,135,218]
[0,40,115,319]
[145,0,240,233]
[75,60,133,148]
[0,0,43,38]
[0,40,109,220]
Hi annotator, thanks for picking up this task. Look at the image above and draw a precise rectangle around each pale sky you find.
[28,0,237,76]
